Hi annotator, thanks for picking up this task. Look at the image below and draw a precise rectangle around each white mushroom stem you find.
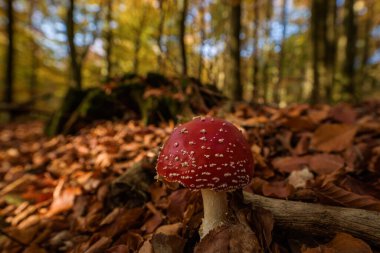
[200,189,229,238]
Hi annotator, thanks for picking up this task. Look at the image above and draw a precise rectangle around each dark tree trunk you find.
[29,0,38,101]
[179,0,188,77]
[324,0,337,102]
[156,0,166,72]
[5,0,15,104]
[67,0,82,89]
[105,0,113,82]
[251,0,260,102]
[262,0,272,103]
[225,0,242,101]
[133,8,147,74]
[273,0,287,104]
[198,4,206,81]
[343,0,357,100]
[310,0,322,104]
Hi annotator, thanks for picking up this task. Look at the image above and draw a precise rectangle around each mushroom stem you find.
[200,189,229,238]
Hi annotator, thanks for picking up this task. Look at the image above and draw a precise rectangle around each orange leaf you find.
[313,181,380,211]
[311,124,358,152]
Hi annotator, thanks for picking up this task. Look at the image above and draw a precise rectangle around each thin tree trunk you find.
[360,0,373,91]
[225,0,242,101]
[67,0,82,89]
[310,0,321,104]
[273,0,287,105]
[5,0,15,104]
[105,0,113,82]
[198,4,206,81]
[179,0,188,77]
[133,7,147,74]
[29,0,38,101]
[262,0,272,103]
[324,0,337,103]
[156,0,166,72]
[252,0,260,102]
[343,0,357,100]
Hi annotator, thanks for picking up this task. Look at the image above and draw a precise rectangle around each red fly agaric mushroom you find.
[156,116,254,237]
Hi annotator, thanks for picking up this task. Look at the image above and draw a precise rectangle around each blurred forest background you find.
[0,0,380,123]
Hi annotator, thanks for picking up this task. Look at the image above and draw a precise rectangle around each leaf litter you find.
[0,101,379,252]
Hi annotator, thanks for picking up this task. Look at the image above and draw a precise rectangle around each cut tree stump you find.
[243,192,380,248]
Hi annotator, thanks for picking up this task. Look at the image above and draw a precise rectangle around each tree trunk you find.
[105,0,113,82]
[198,3,206,82]
[67,0,82,89]
[4,0,15,104]
[343,0,357,100]
[273,0,287,105]
[251,0,260,103]
[133,7,147,74]
[179,0,188,77]
[310,0,321,104]
[156,0,166,72]
[262,0,272,103]
[324,0,337,103]
[225,0,242,102]
[29,0,38,101]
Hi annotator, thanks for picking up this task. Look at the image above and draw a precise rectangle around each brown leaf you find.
[283,116,316,131]
[311,124,358,152]
[195,224,261,253]
[302,233,372,253]
[272,156,310,173]
[262,181,294,199]
[313,181,380,211]
[167,189,191,222]
[151,233,186,253]
[45,182,81,218]
[106,245,130,253]
[84,236,112,253]
[329,103,357,124]
[309,154,344,174]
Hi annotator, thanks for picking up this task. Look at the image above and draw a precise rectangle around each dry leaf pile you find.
[0,101,379,252]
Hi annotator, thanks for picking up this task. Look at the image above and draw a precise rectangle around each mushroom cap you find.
[156,117,254,191]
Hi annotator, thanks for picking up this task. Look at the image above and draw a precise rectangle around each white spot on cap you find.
[180,128,188,134]
[200,129,206,134]
[181,162,189,167]
[218,138,224,143]
[204,154,210,158]
[174,142,179,147]
[189,141,195,145]
[224,173,231,177]
[200,136,207,141]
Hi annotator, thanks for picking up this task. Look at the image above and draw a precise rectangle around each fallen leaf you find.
[195,224,261,253]
[309,154,344,174]
[311,124,358,152]
[272,156,310,173]
[302,233,372,253]
[313,181,380,211]
[151,233,186,253]
[288,168,314,188]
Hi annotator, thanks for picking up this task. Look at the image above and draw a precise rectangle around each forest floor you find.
[0,101,379,253]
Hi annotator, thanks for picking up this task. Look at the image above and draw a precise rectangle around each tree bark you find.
[179,0,188,77]
[310,0,321,104]
[29,0,38,101]
[225,0,242,102]
[273,0,287,105]
[67,0,82,89]
[133,7,147,74]
[244,192,380,248]
[156,0,166,72]
[324,0,337,103]
[343,0,357,100]
[105,0,113,82]
[5,0,15,104]
[262,0,272,103]
[251,0,260,103]
[198,3,206,82]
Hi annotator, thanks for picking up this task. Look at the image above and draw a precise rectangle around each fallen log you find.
[243,192,380,248]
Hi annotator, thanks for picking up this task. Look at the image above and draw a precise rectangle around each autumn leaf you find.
[311,124,358,152]
[302,233,372,253]
[313,181,380,211]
